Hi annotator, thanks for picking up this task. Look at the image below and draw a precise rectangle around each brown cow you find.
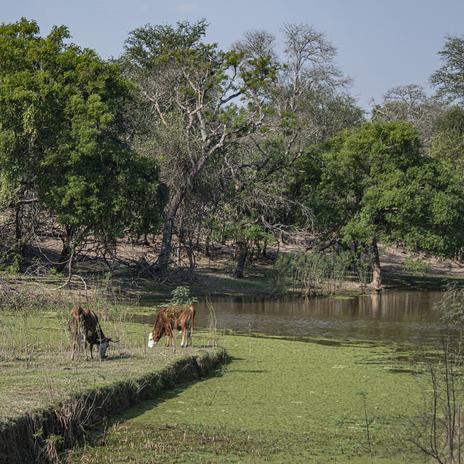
[69,306,111,360]
[148,304,195,348]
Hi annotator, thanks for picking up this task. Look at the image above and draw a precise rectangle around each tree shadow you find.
[383,269,464,291]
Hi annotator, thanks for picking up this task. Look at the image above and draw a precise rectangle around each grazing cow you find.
[148,304,195,348]
[69,306,111,360]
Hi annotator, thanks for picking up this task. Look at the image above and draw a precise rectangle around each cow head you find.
[99,337,111,359]
[148,331,155,348]
[148,329,163,348]
[148,324,166,348]
[148,312,167,348]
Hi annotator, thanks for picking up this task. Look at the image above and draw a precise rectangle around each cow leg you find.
[72,335,82,361]
[90,344,94,360]
[171,330,176,349]
[180,330,185,348]
[188,321,193,347]
[84,341,90,361]
[71,339,76,360]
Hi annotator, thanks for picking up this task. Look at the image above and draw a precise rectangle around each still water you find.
[138,290,447,345]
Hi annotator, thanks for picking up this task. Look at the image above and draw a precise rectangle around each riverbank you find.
[6,239,464,305]
[69,334,431,463]
[0,310,223,463]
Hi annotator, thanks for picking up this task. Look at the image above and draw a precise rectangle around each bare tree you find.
[372,84,445,144]
[123,21,274,275]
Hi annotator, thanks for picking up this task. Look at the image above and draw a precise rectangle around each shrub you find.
[403,257,428,275]
[169,286,198,305]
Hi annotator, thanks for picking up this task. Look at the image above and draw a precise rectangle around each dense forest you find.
[1,18,464,291]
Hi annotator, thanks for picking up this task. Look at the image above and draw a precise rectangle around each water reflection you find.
[135,291,447,345]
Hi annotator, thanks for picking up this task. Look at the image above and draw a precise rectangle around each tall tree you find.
[221,24,363,276]
[0,18,67,258]
[372,84,444,144]
[432,35,464,104]
[295,121,464,289]
[0,18,166,270]
[122,21,275,275]
[235,24,363,163]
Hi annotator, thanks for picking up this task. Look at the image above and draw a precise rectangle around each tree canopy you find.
[294,121,464,288]
[0,18,165,269]
[0,18,463,289]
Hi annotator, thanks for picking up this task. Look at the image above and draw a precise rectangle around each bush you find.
[273,250,362,296]
[169,286,198,305]
[435,284,464,327]
[403,257,428,275]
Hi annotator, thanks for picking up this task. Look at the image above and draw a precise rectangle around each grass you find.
[69,334,430,463]
[0,308,217,422]
[383,268,464,291]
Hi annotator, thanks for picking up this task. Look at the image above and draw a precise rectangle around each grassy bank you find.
[0,309,222,463]
[69,334,430,463]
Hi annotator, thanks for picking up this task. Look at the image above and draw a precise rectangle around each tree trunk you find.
[187,234,195,271]
[205,232,211,257]
[262,238,268,258]
[157,192,183,275]
[233,241,248,278]
[370,239,382,291]
[220,222,226,245]
[14,203,24,257]
[155,152,211,276]
[57,227,74,273]
[176,214,184,266]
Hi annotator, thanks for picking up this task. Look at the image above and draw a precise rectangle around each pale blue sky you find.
[2,0,463,108]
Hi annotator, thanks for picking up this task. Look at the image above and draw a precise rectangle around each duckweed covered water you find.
[70,335,425,463]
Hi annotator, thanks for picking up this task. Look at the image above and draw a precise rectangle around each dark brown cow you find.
[69,306,111,360]
[148,304,195,348]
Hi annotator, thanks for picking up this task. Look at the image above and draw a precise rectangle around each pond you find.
[136,290,447,345]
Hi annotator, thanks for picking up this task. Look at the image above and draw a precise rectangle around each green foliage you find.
[169,286,198,305]
[295,121,464,259]
[431,35,464,104]
[0,254,21,275]
[0,18,166,252]
[226,220,273,244]
[402,257,428,275]
[429,107,464,171]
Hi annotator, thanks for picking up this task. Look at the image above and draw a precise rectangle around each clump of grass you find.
[273,250,370,297]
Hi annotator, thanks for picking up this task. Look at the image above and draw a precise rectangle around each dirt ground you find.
[2,236,463,304]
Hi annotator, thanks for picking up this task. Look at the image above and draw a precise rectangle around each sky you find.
[1,0,464,109]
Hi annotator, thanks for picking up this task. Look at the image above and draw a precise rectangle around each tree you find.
[122,21,275,275]
[0,18,166,271]
[219,24,363,277]
[295,121,464,290]
[372,84,444,144]
[0,18,69,260]
[429,106,464,173]
[432,35,464,104]
[235,24,363,163]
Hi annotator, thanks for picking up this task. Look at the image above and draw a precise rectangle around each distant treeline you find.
[1,18,463,288]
